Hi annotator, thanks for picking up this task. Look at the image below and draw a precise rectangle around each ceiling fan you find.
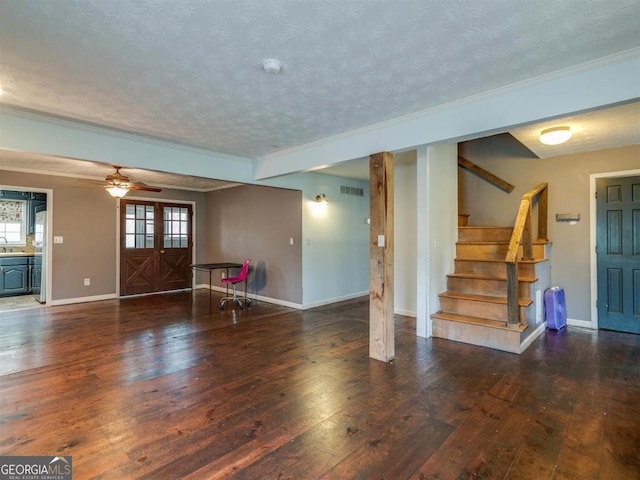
[82,165,161,198]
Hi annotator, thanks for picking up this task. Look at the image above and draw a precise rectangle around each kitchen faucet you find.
[0,236,7,253]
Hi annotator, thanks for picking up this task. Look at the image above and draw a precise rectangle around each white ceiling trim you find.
[254,48,640,180]
[0,106,254,183]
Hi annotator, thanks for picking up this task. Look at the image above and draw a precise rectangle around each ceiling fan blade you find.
[79,178,109,186]
[77,167,162,193]
[128,183,162,192]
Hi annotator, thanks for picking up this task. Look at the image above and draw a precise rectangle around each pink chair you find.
[220,259,251,309]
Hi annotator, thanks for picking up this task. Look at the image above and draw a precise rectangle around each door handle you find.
[160,250,165,254]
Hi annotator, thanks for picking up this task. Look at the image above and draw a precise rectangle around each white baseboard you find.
[49,287,367,313]
[209,285,303,310]
[519,322,547,353]
[302,291,369,310]
[205,287,412,314]
[50,293,118,306]
[567,318,595,329]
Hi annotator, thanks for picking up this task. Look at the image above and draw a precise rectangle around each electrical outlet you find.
[83,278,90,286]
[221,272,226,279]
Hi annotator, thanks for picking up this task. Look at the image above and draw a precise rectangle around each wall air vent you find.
[340,185,364,197]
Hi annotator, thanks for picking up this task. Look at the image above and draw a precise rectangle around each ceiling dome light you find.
[262,58,282,74]
[540,126,572,145]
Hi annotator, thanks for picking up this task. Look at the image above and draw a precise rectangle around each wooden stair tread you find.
[455,257,548,264]
[456,240,550,245]
[439,291,533,307]
[447,272,538,283]
[458,226,512,230]
[432,312,527,332]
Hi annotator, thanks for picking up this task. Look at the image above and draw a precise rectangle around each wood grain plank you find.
[0,291,638,479]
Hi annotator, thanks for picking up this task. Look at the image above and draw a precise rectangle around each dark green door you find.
[596,176,640,333]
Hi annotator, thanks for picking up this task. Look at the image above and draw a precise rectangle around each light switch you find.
[290,237,294,245]
[53,236,63,244]
[377,235,385,247]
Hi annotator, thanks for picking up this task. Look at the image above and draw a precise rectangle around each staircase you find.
[432,224,551,354]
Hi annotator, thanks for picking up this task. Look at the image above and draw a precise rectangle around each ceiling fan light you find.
[540,126,572,145]
[106,186,129,198]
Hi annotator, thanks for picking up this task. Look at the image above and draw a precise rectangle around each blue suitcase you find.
[545,287,567,330]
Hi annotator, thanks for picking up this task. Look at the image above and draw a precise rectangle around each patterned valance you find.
[0,200,24,223]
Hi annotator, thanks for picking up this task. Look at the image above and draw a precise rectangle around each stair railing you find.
[505,183,548,328]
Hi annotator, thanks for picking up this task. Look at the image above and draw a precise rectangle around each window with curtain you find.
[0,200,27,245]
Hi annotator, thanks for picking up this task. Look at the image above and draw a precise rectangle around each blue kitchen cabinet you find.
[0,257,30,296]
[31,256,41,293]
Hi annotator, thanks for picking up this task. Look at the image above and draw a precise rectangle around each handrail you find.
[458,156,515,193]
[505,183,548,327]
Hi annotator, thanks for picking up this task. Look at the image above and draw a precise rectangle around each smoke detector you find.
[262,58,282,74]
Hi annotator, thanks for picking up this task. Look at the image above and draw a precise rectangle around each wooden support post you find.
[506,261,520,327]
[369,151,394,362]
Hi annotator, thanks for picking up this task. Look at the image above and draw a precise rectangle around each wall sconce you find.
[106,186,129,198]
[315,193,328,204]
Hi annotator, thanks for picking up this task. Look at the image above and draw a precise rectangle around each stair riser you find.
[439,297,524,322]
[432,319,523,353]
[456,243,546,261]
[454,260,536,277]
[447,277,531,299]
[458,227,513,243]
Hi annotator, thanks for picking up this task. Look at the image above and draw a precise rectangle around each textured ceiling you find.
[1,0,639,163]
[510,101,640,158]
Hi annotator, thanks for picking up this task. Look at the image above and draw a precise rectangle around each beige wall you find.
[205,184,303,304]
[458,142,640,322]
[0,169,205,303]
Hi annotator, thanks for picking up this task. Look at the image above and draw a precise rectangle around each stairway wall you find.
[521,259,551,345]
[459,142,640,325]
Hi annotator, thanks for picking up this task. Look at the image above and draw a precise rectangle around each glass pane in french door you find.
[163,206,189,248]
[125,203,154,248]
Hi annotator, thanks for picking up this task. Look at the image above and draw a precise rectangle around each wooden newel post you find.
[369,152,394,362]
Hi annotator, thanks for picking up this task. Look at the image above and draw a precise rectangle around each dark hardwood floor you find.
[0,291,638,479]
